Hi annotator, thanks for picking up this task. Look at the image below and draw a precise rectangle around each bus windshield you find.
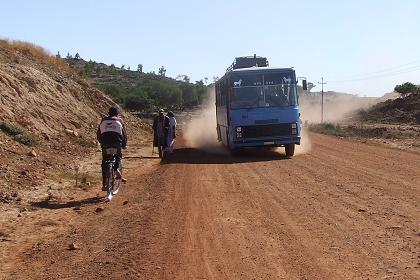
[230,73,297,109]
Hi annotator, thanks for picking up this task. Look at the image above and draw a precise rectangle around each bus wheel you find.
[285,144,295,157]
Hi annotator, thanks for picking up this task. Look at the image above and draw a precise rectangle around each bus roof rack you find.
[226,54,269,72]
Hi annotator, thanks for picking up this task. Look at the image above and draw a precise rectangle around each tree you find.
[124,93,153,111]
[158,66,166,77]
[75,52,80,59]
[121,64,125,70]
[394,82,420,98]
[107,64,117,75]
[180,83,198,106]
[127,66,131,71]
[183,75,190,83]
[66,52,72,59]
[195,80,208,103]
[80,60,96,76]
[204,77,208,85]
[137,64,143,73]
[56,51,61,58]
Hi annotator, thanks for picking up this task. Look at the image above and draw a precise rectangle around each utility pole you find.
[318,77,327,123]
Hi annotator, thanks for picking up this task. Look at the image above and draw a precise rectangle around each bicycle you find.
[103,147,122,201]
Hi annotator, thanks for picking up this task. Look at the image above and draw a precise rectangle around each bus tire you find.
[285,144,295,157]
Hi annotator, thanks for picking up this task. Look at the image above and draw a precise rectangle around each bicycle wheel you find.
[105,164,114,200]
[112,171,122,195]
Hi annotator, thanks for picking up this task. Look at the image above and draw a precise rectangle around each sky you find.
[1,0,420,97]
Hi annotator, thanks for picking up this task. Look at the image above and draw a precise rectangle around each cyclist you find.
[97,106,127,190]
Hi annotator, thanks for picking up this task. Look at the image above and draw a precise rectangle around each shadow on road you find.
[31,196,104,210]
[163,147,289,164]
[124,155,158,160]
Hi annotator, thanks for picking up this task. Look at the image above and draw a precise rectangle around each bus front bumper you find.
[232,136,301,148]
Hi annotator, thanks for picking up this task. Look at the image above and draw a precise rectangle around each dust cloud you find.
[183,88,227,154]
[295,128,312,155]
[299,92,383,124]
[293,92,380,156]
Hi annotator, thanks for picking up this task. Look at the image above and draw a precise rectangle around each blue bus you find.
[215,56,306,157]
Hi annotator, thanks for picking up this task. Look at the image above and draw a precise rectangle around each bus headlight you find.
[236,127,242,132]
[236,132,242,138]
[291,123,297,134]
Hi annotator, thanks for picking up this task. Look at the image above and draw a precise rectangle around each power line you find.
[327,65,420,83]
[330,59,420,79]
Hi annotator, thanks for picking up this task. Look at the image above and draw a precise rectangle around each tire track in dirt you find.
[3,133,420,280]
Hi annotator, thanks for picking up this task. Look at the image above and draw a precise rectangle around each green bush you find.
[18,134,39,146]
[74,136,95,147]
[0,121,39,146]
[394,82,420,98]
[322,122,336,131]
[124,94,154,111]
[0,121,23,136]
[309,122,348,137]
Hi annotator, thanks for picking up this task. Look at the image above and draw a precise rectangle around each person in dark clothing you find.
[97,107,128,190]
[152,109,169,158]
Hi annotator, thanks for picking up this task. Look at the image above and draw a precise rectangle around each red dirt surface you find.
[1,133,419,280]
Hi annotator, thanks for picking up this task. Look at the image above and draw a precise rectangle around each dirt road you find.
[2,133,420,279]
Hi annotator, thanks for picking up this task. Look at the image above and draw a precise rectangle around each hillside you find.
[359,93,420,124]
[65,57,210,112]
[0,40,143,202]
[0,40,117,138]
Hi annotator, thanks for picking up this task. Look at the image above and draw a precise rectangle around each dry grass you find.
[0,39,71,73]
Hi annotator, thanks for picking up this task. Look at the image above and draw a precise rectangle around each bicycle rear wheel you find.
[105,164,115,200]
[112,175,122,195]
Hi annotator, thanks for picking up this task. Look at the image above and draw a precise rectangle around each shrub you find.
[18,134,39,146]
[309,122,348,137]
[74,136,95,148]
[124,94,154,111]
[322,122,335,131]
[0,121,39,146]
[394,82,420,98]
[0,121,23,136]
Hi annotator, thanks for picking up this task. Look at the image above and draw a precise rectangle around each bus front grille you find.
[241,124,291,138]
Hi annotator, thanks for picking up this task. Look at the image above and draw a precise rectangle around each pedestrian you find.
[165,111,177,153]
[152,109,169,158]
